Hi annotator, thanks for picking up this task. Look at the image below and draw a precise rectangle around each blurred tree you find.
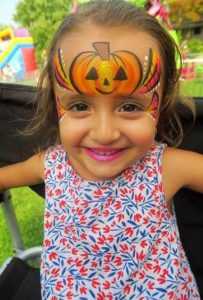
[14,0,72,64]
[129,0,146,7]
[166,0,203,26]
[0,25,8,30]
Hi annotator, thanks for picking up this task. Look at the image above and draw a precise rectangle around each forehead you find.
[57,25,161,66]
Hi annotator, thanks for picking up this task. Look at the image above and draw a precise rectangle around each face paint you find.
[138,48,161,94]
[54,42,143,96]
[54,48,74,91]
[56,96,66,120]
[54,43,161,120]
[146,91,160,120]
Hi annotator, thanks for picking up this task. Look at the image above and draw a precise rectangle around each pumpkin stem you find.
[93,42,110,60]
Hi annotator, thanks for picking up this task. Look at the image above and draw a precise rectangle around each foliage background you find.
[11,0,203,65]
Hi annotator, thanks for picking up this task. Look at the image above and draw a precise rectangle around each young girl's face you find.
[53,24,163,181]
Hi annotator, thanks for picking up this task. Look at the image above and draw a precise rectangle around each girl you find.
[0,0,203,299]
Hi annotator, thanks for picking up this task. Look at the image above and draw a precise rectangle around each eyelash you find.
[68,101,144,113]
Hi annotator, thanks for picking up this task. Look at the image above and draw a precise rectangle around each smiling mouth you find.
[84,148,125,162]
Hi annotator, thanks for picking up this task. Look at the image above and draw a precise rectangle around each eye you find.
[119,102,144,112]
[69,102,89,112]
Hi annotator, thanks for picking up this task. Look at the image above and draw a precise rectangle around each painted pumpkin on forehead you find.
[69,42,142,95]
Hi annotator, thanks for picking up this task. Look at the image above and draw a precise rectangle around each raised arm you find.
[0,152,44,191]
[163,147,203,201]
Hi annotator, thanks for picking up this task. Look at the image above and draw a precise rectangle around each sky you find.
[0,0,19,26]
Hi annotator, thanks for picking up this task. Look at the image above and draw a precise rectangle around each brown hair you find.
[30,0,193,147]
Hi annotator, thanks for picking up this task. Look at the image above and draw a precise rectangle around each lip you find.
[84,147,125,162]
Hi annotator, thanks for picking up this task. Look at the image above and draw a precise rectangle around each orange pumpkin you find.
[69,42,142,96]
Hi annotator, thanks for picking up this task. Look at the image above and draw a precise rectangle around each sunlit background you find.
[0,0,202,97]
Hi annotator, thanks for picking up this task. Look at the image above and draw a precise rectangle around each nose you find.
[89,113,120,145]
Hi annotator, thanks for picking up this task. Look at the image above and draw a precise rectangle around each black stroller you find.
[0,82,203,299]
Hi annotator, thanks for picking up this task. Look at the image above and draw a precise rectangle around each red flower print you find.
[98,235,106,245]
[103,209,110,217]
[44,238,51,247]
[104,253,112,263]
[80,232,87,240]
[144,262,153,271]
[120,243,129,252]
[153,264,161,273]
[134,213,142,223]
[59,199,66,209]
[66,291,73,300]
[140,240,148,248]
[138,183,145,191]
[114,256,122,266]
[135,193,144,202]
[103,280,111,289]
[80,286,87,295]
[137,250,145,261]
[51,268,60,277]
[114,200,122,210]
[66,276,74,286]
[91,261,98,268]
[71,247,78,255]
[92,243,100,253]
[92,207,100,216]
[103,225,110,233]
[106,235,114,243]
[147,169,154,177]
[161,269,169,277]
[117,270,124,279]
[94,189,103,197]
[92,278,99,288]
[55,280,63,291]
[103,265,111,272]
[161,246,168,255]
[125,227,134,237]
[120,187,128,195]
[116,213,125,222]
[147,281,155,290]
[59,238,67,246]
[167,291,175,300]
[49,251,58,261]
[57,171,63,180]
[55,188,62,196]
[79,266,88,276]
[45,220,52,229]
[91,224,100,233]
[124,284,131,295]
[138,271,145,280]
[79,215,87,224]
[158,276,166,284]
[75,258,82,267]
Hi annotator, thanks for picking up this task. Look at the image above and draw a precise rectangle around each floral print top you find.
[41,143,200,300]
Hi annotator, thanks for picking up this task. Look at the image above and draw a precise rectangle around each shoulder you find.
[162,147,203,200]
[44,144,66,164]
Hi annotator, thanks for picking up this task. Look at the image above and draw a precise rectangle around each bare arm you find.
[0,152,45,191]
[163,147,203,201]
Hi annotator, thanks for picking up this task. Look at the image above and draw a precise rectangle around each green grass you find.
[0,187,44,266]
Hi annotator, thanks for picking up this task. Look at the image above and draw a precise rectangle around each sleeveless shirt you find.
[41,143,200,299]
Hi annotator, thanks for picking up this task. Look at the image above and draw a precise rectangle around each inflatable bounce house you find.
[0,27,37,82]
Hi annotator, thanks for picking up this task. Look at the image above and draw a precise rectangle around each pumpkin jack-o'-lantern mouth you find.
[95,87,117,95]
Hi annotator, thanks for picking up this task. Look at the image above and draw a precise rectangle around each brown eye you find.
[70,102,89,112]
[120,103,143,112]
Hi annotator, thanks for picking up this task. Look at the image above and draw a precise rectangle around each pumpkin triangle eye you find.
[86,67,99,80]
[114,67,128,81]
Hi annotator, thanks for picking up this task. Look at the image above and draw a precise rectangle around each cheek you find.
[124,118,156,145]
[59,119,88,147]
